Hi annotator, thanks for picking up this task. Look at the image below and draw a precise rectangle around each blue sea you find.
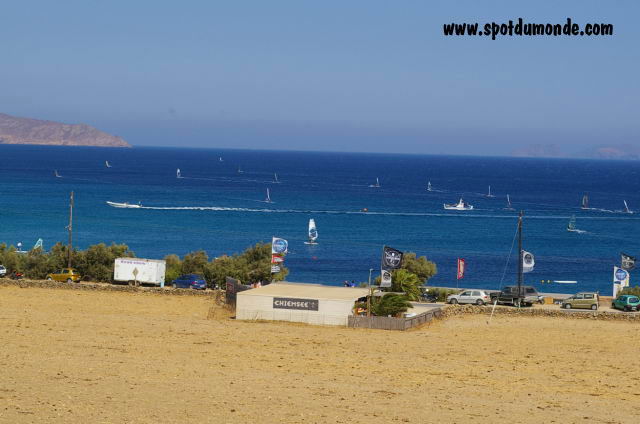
[1,144,639,294]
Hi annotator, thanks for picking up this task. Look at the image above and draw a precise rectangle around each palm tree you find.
[371,293,413,317]
[390,269,422,301]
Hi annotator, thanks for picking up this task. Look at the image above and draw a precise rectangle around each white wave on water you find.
[107,203,640,220]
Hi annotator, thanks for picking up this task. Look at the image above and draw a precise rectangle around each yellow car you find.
[46,268,81,283]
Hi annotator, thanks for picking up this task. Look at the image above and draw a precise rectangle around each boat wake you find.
[105,203,640,220]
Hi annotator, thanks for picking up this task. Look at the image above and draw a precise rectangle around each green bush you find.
[164,254,183,285]
[181,250,209,274]
[400,252,438,283]
[388,269,422,301]
[0,240,286,287]
[76,243,135,282]
[164,242,289,288]
[0,242,134,282]
[620,286,640,297]
[371,294,413,317]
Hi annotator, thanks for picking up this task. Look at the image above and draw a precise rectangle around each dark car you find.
[171,274,207,290]
[490,285,543,306]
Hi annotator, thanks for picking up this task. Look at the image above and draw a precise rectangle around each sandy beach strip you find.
[1,285,638,423]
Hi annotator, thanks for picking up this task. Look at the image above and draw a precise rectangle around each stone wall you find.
[442,304,640,322]
[0,278,215,297]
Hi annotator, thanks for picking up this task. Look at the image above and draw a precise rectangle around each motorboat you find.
[443,198,473,210]
[106,201,142,209]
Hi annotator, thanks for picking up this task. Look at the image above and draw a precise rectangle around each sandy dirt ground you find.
[1,286,639,424]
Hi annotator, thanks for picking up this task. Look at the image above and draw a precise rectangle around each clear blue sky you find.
[1,1,638,154]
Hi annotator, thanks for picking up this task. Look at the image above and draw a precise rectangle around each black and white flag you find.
[621,252,636,270]
[380,269,393,288]
[381,246,403,270]
[522,251,535,273]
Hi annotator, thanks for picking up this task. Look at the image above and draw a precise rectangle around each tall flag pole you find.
[517,211,523,307]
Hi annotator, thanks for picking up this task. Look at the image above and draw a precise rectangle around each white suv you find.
[0,265,6,277]
[447,290,491,305]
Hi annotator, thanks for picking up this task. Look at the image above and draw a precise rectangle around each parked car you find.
[561,292,599,310]
[611,295,640,312]
[171,274,207,290]
[447,290,491,305]
[490,285,543,306]
[0,265,6,277]
[419,287,438,302]
[46,268,81,283]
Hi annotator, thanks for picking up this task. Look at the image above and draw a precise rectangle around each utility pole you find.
[67,191,74,268]
[367,268,374,317]
[517,210,523,307]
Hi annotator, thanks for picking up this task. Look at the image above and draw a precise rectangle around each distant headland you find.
[512,143,640,160]
[0,113,130,148]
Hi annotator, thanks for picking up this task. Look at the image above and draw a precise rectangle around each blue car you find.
[171,274,207,290]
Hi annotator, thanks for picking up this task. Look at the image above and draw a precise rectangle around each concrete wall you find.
[236,294,356,326]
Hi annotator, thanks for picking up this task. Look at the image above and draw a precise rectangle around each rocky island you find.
[0,113,130,148]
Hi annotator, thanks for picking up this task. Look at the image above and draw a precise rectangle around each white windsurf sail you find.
[504,194,515,210]
[427,181,432,192]
[33,238,43,250]
[581,193,589,209]
[265,188,272,203]
[105,160,112,168]
[306,218,318,244]
[176,168,182,178]
[624,200,632,214]
[567,215,585,233]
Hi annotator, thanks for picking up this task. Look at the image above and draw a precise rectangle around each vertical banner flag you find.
[271,238,288,255]
[380,270,393,288]
[522,251,535,273]
[457,258,465,280]
[380,246,403,288]
[381,246,403,270]
[271,237,288,274]
[621,253,636,270]
[613,266,630,298]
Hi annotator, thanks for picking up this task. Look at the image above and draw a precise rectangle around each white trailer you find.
[113,258,166,287]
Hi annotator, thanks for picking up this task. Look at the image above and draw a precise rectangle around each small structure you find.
[113,258,166,287]
[236,282,368,326]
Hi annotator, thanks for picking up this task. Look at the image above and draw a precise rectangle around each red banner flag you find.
[457,258,465,280]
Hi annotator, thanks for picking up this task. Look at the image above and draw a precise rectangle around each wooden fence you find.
[347,307,443,331]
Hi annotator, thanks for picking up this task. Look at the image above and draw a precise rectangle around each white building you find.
[236,282,369,326]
